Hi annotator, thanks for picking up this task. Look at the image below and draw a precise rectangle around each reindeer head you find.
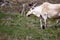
[26,8,33,17]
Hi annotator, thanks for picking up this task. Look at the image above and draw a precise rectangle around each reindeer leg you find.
[44,19,47,29]
[55,19,60,27]
[40,19,43,29]
[43,15,48,29]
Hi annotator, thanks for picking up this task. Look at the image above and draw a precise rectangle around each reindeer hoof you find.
[40,25,45,29]
[42,25,45,29]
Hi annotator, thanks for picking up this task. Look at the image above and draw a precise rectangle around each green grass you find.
[0,12,60,40]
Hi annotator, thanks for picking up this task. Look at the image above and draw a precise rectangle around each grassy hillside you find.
[0,11,60,40]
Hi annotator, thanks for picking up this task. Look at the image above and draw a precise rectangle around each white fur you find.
[26,2,60,29]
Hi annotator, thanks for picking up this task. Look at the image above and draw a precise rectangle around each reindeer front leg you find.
[40,18,47,29]
[40,19,43,29]
[43,14,48,29]
[44,18,47,28]
[42,14,48,29]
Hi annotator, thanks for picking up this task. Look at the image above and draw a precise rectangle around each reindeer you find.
[26,2,60,29]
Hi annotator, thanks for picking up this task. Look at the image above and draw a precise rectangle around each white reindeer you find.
[26,4,44,29]
[26,2,60,29]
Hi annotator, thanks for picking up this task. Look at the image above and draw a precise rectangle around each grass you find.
[0,11,60,40]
